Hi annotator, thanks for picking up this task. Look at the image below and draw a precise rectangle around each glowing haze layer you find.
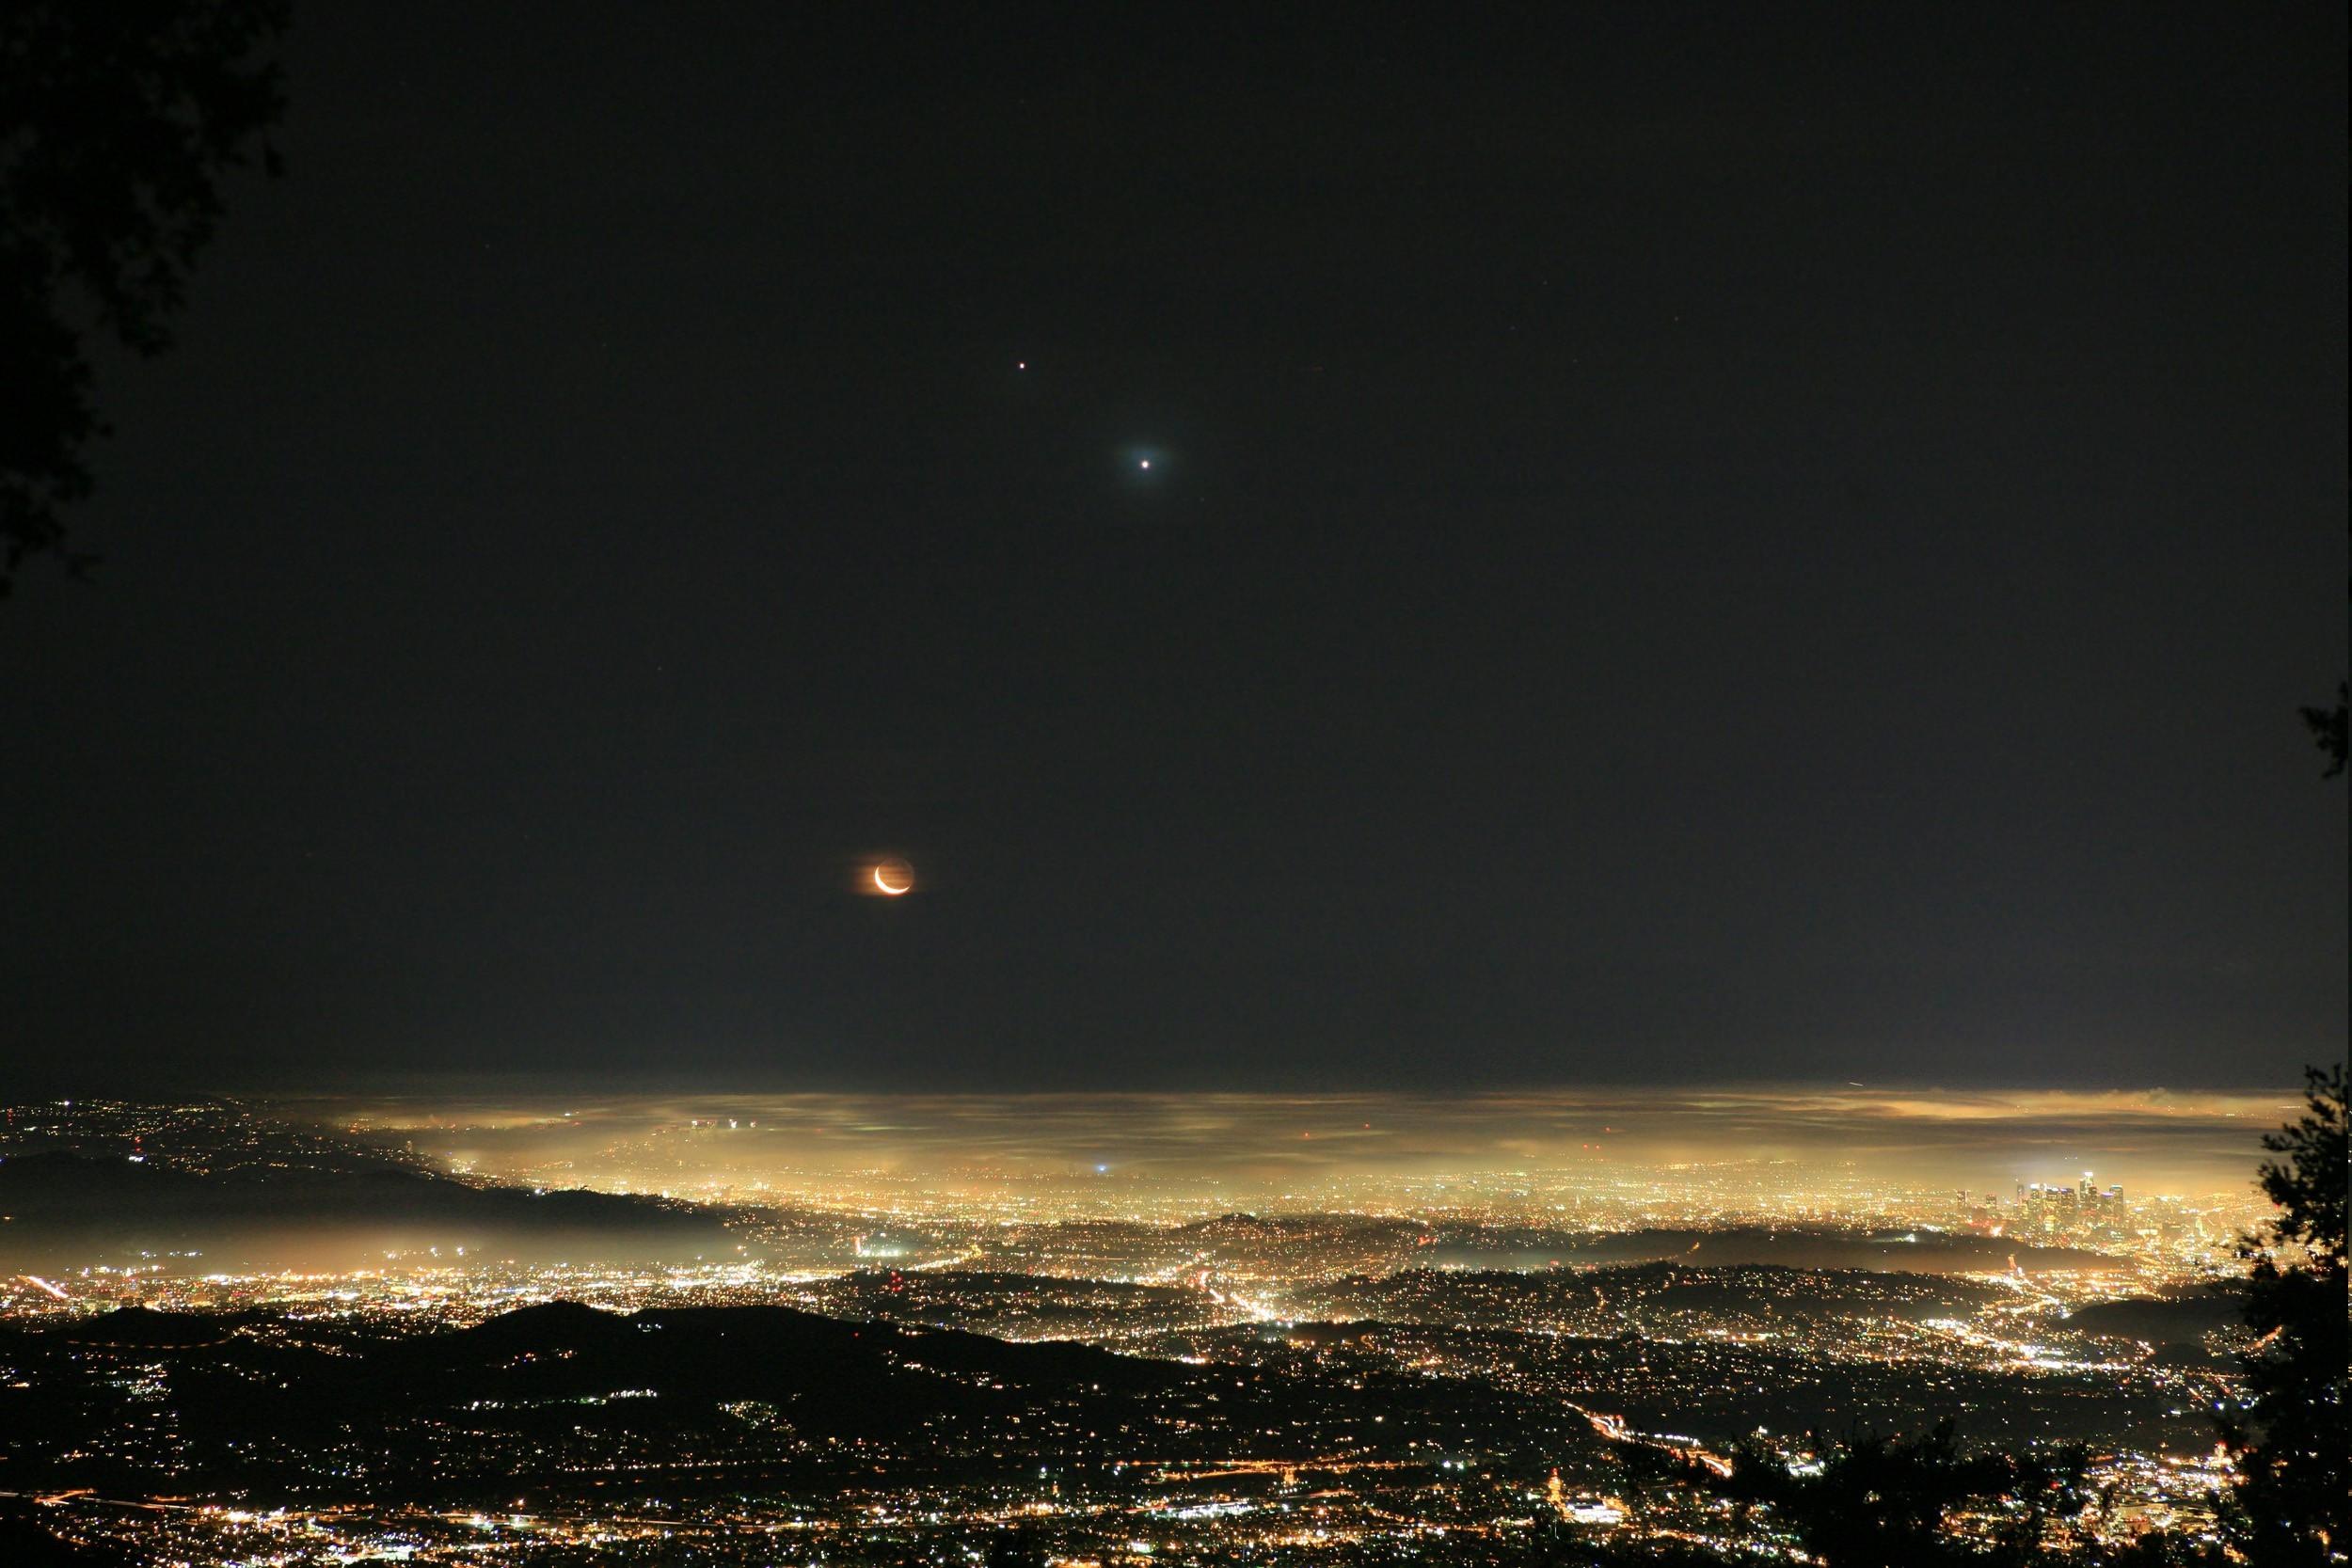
[278,1085,2293,1205]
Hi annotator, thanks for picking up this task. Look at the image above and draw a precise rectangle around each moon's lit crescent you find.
[873,863,911,895]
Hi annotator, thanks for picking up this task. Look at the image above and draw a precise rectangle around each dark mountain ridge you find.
[0,1298,1595,1503]
[0,1149,737,1267]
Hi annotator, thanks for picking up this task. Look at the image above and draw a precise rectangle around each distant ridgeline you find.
[0,1101,739,1268]
[1412,1225,2120,1275]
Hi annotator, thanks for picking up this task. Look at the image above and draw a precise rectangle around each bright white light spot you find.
[1139,460,1152,469]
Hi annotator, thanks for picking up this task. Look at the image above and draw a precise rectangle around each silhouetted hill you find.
[1323,1259,2011,1335]
[1156,1213,2122,1275]
[1,1300,1597,1501]
[56,1305,250,1349]
[0,1149,737,1268]
[1423,1226,2116,1275]
[435,1297,636,1354]
[346,1299,1195,1446]
[2065,1288,2247,1344]
[392,1299,1178,1403]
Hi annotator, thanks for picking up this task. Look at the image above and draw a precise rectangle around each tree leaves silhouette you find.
[2227,1064,2349,1564]
[0,0,287,596]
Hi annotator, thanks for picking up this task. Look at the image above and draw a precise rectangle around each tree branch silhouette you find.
[0,0,288,596]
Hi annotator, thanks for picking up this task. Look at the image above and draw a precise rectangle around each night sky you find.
[3,6,2344,1095]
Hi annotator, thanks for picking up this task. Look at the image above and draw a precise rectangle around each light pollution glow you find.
[268,1085,2297,1202]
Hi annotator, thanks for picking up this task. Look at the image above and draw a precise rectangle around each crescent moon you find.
[872,864,911,895]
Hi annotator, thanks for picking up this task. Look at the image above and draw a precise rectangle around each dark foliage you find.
[2227,1064,2349,1563]
[0,0,286,594]
[1621,1415,2180,1565]
[1708,1420,2087,1567]
[2303,682,2349,779]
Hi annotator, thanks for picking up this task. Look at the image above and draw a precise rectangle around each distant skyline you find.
[1,6,2343,1093]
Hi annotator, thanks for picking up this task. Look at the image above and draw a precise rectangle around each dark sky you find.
[3,5,2344,1095]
